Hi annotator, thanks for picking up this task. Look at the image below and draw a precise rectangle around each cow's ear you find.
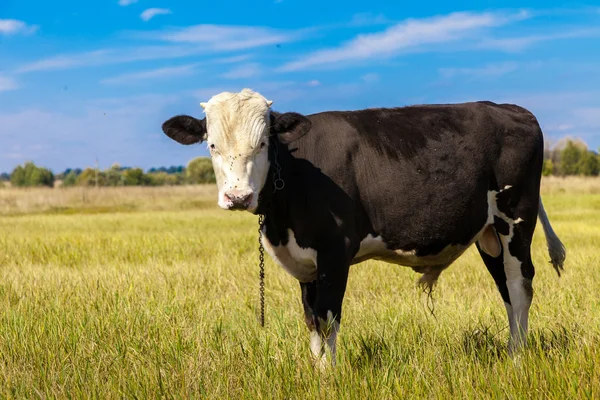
[162,115,207,145]
[270,112,311,144]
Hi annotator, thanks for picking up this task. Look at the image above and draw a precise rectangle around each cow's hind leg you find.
[476,237,514,347]
[500,215,536,355]
[478,188,538,355]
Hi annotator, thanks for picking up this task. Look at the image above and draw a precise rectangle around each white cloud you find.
[479,28,600,51]
[307,80,321,86]
[221,63,262,79]
[140,8,172,22]
[118,0,138,5]
[0,19,38,35]
[439,62,519,79]
[278,10,530,71]
[0,76,18,92]
[17,24,298,73]
[17,46,247,73]
[100,63,200,85]
[361,73,380,83]
[151,24,295,50]
[18,49,114,73]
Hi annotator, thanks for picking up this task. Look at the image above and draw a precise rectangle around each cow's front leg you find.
[300,281,317,330]
[306,248,350,368]
[300,280,336,368]
[299,280,325,366]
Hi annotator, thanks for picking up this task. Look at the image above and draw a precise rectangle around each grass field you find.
[1,177,599,398]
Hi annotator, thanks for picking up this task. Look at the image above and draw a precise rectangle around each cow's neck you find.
[255,138,293,226]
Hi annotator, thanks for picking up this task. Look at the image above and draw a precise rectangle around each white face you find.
[162,88,310,212]
[202,89,273,212]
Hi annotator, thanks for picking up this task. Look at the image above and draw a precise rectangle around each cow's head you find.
[161,89,311,213]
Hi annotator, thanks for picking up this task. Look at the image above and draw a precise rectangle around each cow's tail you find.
[538,198,566,276]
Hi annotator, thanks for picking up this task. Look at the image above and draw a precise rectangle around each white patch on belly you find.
[286,229,317,265]
[352,233,466,267]
[353,234,414,263]
[355,194,512,267]
[354,234,388,260]
[261,228,317,282]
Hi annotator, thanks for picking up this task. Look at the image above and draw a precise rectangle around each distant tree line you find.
[1,137,599,188]
[1,157,216,188]
[543,138,600,177]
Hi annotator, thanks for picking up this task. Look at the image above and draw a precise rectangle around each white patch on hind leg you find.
[309,310,340,369]
[499,217,531,354]
[488,185,532,354]
[503,301,517,342]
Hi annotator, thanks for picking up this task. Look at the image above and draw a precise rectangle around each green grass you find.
[0,181,599,398]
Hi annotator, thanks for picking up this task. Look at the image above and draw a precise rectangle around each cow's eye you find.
[260,142,266,149]
[209,143,216,150]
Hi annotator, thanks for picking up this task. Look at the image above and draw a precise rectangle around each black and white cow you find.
[161,89,566,366]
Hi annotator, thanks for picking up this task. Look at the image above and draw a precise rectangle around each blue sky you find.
[1,1,600,172]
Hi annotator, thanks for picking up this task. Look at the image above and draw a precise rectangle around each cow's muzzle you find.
[223,190,254,210]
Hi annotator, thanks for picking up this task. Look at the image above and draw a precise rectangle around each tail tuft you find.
[417,271,441,319]
[538,198,566,276]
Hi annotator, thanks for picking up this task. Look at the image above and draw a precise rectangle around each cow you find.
[161,88,566,367]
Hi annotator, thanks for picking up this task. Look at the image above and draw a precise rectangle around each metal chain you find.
[271,139,284,191]
[257,141,284,328]
[258,214,266,327]
[272,143,284,191]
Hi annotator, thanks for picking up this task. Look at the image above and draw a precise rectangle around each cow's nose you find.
[224,190,254,209]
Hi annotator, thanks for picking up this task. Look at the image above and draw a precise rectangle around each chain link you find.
[257,141,285,328]
[258,214,266,328]
[272,140,284,190]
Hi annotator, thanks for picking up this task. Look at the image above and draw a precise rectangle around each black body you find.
[257,101,544,329]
